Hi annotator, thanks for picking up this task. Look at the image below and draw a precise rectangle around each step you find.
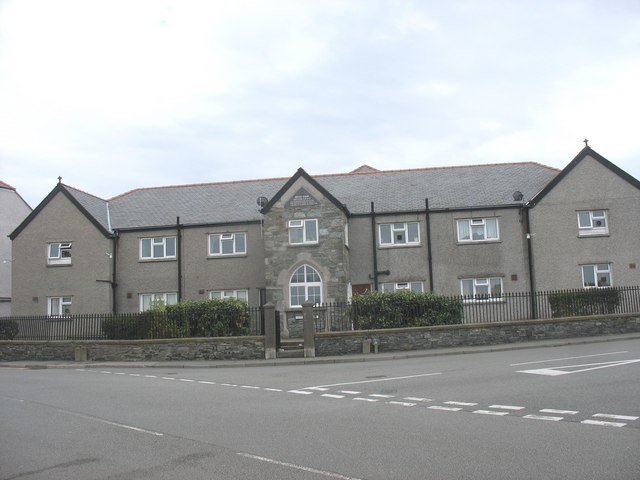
[277,348,304,358]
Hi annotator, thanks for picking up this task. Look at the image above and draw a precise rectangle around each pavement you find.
[1,332,639,370]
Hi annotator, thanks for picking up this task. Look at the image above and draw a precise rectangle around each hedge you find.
[0,319,19,340]
[548,288,620,318]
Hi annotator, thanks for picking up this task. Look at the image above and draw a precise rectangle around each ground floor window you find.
[139,292,178,311]
[48,296,72,316]
[582,264,612,288]
[461,277,503,301]
[208,289,249,302]
[380,281,423,293]
[290,264,322,307]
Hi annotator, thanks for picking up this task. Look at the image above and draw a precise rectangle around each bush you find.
[166,298,249,337]
[351,290,463,330]
[0,319,19,340]
[101,313,151,340]
[548,288,620,318]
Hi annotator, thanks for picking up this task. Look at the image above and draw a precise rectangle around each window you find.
[209,289,249,302]
[577,210,608,236]
[379,222,420,246]
[48,296,72,315]
[139,292,178,311]
[209,232,246,256]
[289,219,318,245]
[457,218,499,242]
[140,237,176,260]
[582,264,612,288]
[461,277,503,301]
[380,282,423,293]
[289,264,322,307]
[47,243,72,265]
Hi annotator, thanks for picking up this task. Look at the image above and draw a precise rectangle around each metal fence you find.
[0,307,265,341]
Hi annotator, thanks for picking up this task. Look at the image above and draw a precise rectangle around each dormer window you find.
[47,242,72,265]
[577,210,608,236]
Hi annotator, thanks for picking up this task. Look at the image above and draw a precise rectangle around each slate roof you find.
[103,161,559,230]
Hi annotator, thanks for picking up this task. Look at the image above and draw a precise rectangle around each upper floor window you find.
[577,210,608,236]
[209,232,246,256]
[48,296,72,315]
[379,222,420,246]
[290,264,322,307]
[457,218,499,243]
[582,264,612,288]
[140,236,176,260]
[289,219,318,245]
[47,242,72,265]
[381,281,423,293]
[139,292,178,311]
[461,277,503,301]
[209,289,249,302]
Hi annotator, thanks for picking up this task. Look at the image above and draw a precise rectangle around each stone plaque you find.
[286,188,319,208]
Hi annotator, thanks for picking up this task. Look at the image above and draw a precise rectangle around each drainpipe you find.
[425,198,434,292]
[112,230,119,314]
[524,205,537,319]
[370,202,379,291]
[177,216,183,302]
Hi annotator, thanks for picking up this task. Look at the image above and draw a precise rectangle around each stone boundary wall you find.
[315,314,640,356]
[0,336,264,362]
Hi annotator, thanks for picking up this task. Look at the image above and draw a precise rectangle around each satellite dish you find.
[256,196,269,208]
[512,191,524,202]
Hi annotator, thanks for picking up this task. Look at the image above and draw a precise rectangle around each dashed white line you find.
[445,401,478,407]
[144,375,157,378]
[388,401,416,407]
[60,410,164,436]
[99,371,112,374]
[524,415,564,422]
[288,390,313,395]
[178,378,195,383]
[263,388,283,392]
[161,377,175,380]
[429,406,462,412]
[490,405,525,411]
[474,410,510,416]
[593,414,639,421]
[238,452,364,480]
[369,394,395,399]
[197,381,216,385]
[540,409,578,415]
[581,420,627,428]
[322,394,345,399]
[240,385,261,390]
[221,383,237,387]
[404,397,432,402]
[353,397,378,402]
[306,387,330,391]
[113,372,126,375]
[129,374,141,377]
[340,390,361,395]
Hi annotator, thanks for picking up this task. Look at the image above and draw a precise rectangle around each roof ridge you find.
[0,180,17,190]
[63,183,108,202]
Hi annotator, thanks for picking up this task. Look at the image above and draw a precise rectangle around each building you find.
[0,181,32,316]
[8,147,640,334]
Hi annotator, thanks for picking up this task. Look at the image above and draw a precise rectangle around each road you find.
[1,338,639,479]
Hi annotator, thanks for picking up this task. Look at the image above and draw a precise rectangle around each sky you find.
[1,0,639,208]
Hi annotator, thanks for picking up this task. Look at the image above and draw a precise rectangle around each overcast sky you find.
[1,0,639,208]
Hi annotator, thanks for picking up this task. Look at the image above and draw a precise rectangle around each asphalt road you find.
[1,338,639,479]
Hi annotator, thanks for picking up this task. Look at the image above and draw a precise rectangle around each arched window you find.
[289,264,322,307]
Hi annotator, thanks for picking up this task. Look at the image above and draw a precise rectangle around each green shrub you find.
[548,288,620,318]
[351,290,463,329]
[0,319,19,340]
[101,313,150,339]
[165,298,249,337]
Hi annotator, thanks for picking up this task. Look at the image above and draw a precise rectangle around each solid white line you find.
[519,359,640,376]
[307,372,442,389]
[429,406,462,412]
[388,401,416,407]
[445,401,478,406]
[510,351,629,366]
[582,420,627,427]
[489,405,525,410]
[474,410,510,416]
[322,394,345,399]
[404,397,432,402]
[60,411,164,436]
[288,390,313,395]
[369,394,395,398]
[353,398,378,402]
[237,452,364,480]
[197,381,216,385]
[523,415,563,422]
[339,390,361,395]
[540,409,578,415]
[593,414,639,421]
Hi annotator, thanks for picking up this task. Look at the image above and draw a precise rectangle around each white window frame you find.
[577,210,608,236]
[208,232,247,256]
[289,264,323,307]
[140,236,176,260]
[139,292,178,311]
[380,281,424,293]
[582,264,612,288]
[288,219,318,245]
[47,242,72,265]
[48,296,72,316]
[457,218,499,243]
[461,277,503,302]
[208,289,249,302]
[378,222,420,246]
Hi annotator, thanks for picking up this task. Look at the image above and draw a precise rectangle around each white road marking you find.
[144,375,157,378]
[518,359,640,376]
[60,410,164,436]
[340,390,361,395]
[510,351,629,366]
[75,369,86,371]
[593,414,639,421]
[445,401,478,406]
[221,383,237,387]
[113,372,126,375]
[490,405,525,410]
[129,374,141,377]
[263,388,283,392]
[429,406,462,412]
[582,420,627,428]
[161,377,175,380]
[238,452,364,480]
[306,387,330,391]
[288,390,313,395]
[524,415,563,421]
[322,394,345,399]
[540,409,579,415]
[369,394,395,398]
[474,410,510,416]
[99,371,112,374]
[388,401,416,407]
[240,385,261,390]
[404,397,432,402]
[306,372,441,390]
[353,397,378,402]
[178,378,194,382]
[197,381,216,385]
